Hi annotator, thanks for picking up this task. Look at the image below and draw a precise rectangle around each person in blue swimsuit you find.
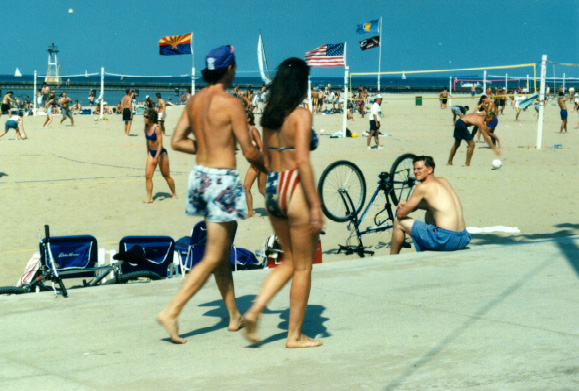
[243,58,324,348]
[143,108,176,203]
[391,156,471,254]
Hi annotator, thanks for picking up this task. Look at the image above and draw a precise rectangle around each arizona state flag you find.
[360,36,380,51]
[159,33,192,56]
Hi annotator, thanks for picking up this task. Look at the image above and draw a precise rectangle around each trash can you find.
[415,96,422,106]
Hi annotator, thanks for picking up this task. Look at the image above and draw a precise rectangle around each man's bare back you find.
[121,94,132,109]
[180,85,256,169]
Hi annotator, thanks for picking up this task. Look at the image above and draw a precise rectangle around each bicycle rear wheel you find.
[389,153,417,205]
[318,160,366,222]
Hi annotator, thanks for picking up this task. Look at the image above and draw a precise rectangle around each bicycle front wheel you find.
[389,153,417,205]
[318,160,366,222]
[0,286,28,295]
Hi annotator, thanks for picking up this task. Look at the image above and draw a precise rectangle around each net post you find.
[308,76,312,114]
[343,66,349,138]
[33,70,37,116]
[563,73,565,91]
[483,70,487,93]
[536,55,547,150]
[100,67,104,120]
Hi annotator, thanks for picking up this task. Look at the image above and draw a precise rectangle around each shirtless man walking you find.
[157,45,265,344]
[391,156,471,254]
[121,89,133,136]
[558,90,568,133]
[59,92,74,126]
[156,93,167,135]
[447,112,500,166]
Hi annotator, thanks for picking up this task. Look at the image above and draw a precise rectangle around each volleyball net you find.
[349,62,538,101]
[546,61,579,94]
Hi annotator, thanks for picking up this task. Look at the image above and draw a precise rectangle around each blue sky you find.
[2,0,577,78]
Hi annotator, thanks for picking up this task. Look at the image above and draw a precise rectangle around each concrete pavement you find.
[1,235,578,391]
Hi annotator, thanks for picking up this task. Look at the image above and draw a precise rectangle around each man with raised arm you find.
[59,92,74,126]
[121,89,133,136]
[390,156,471,254]
[157,45,265,344]
[447,111,500,166]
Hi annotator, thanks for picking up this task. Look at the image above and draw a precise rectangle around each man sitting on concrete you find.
[390,156,471,254]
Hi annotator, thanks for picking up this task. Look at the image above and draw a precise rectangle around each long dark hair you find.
[261,58,309,130]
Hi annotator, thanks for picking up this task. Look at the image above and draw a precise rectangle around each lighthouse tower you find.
[45,43,61,84]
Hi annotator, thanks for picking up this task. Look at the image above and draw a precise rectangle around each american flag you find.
[305,43,345,67]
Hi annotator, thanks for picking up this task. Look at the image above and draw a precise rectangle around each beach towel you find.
[518,92,539,110]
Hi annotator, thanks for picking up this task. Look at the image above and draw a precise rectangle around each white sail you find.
[14,68,22,77]
[257,33,271,85]
[401,71,406,80]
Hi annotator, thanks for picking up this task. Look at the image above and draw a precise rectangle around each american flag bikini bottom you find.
[265,170,300,218]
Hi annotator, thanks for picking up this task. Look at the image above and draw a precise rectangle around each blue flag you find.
[356,19,380,35]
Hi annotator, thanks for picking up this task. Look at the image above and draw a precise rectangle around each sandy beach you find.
[0,93,577,286]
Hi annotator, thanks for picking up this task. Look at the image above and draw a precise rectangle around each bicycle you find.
[317,153,417,257]
[0,225,162,297]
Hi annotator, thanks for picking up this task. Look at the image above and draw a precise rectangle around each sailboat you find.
[14,68,22,77]
[257,31,271,85]
[401,71,406,80]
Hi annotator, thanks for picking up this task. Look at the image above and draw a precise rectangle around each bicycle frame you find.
[337,173,395,257]
[337,172,415,257]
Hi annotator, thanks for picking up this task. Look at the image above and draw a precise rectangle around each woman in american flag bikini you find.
[243,58,324,348]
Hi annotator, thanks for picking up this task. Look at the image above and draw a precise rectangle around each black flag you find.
[360,36,380,51]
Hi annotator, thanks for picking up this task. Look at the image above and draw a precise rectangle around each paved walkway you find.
[1,236,578,391]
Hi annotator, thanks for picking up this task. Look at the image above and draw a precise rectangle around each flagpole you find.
[343,42,348,138]
[377,16,382,92]
[191,32,195,96]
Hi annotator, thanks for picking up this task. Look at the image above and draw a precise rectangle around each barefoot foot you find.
[286,334,323,348]
[143,199,153,204]
[228,316,246,332]
[156,312,187,344]
[243,316,259,344]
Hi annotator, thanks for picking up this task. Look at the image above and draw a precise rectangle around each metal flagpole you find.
[377,16,382,92]
[343,42,348,138]
[191,32,195,96]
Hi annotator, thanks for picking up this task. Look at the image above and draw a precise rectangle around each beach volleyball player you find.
[143,108,176,203]
[157,45,265,344]
[447,112,500,166]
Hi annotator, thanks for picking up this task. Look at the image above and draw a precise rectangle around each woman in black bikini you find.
[143,108,176,203]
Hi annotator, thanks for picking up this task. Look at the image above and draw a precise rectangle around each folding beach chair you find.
[118,236,177,279]
[181,220,249,273]
[39,234,108,295]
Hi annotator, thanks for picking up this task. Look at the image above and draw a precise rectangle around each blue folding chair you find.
[118,236,176,279]
[181,221,243,273]
[39,234,111,296]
